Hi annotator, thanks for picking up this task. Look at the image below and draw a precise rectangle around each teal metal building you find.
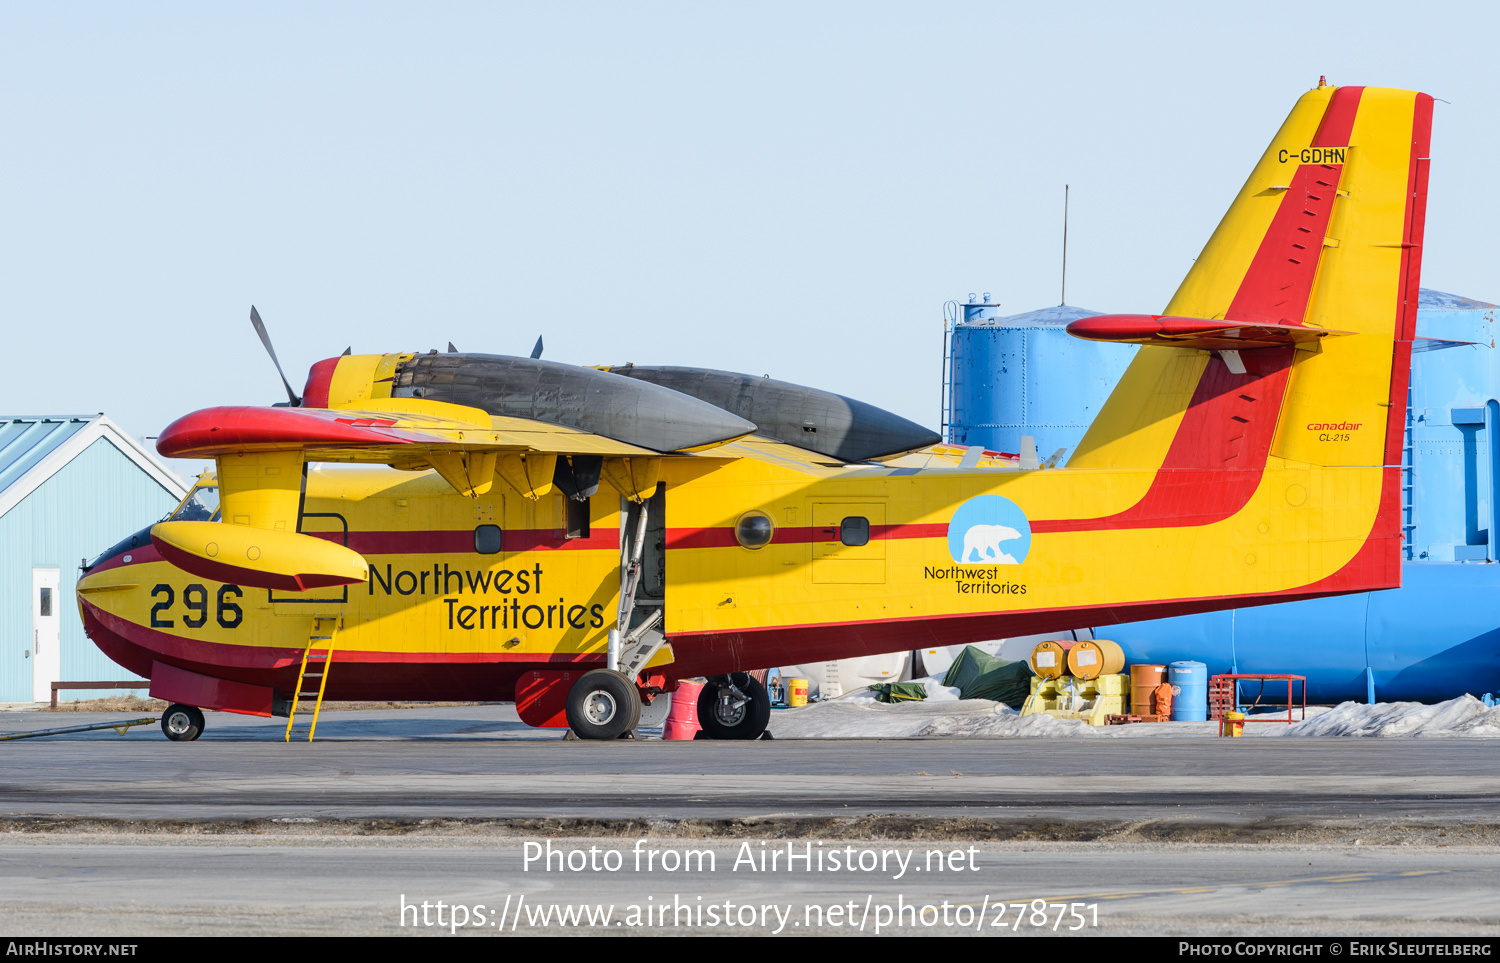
[1,416,187,703]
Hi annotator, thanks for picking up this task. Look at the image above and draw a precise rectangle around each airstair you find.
[285,616,339,742]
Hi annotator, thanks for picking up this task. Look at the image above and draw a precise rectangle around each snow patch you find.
[766,694,1500,739]
[1281,695,1500,738]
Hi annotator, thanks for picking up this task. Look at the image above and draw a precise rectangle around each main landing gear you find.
[564,669,642,740]
[562,671,771,741]
[697,673,771,740]
[160,704,205,742]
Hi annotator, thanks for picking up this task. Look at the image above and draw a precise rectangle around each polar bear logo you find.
[960,524,1022,564]
[946,494,1031,564]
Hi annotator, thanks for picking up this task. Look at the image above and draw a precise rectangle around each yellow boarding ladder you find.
[285,616,339,742]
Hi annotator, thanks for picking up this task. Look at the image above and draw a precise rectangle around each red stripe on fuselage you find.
[304,527,621,554]
[1032,349,1294,533]
[665,523,948,550]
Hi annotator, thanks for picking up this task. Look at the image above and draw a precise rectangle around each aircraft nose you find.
[84,523,156,573]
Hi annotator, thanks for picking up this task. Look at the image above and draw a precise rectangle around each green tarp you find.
[940,645,1034,709]
[867,682,929,703]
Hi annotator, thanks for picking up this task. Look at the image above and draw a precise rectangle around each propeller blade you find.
[530,336,544,360]
[249,305,302,406]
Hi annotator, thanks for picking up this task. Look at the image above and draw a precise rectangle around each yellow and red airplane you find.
[77,82,1432,741]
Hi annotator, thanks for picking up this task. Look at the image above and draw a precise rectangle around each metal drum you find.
[1066,639,1124,681]
[1029,640,1075,679]
[1130,663,1168,715]
[1169,661,1209,721]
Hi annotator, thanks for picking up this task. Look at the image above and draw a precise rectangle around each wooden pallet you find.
[1104,713,1169,725]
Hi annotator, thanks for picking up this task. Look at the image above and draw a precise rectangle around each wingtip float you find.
[80,84,1433,742]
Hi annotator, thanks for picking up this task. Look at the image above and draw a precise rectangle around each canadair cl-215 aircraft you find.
[77,83,1432,741]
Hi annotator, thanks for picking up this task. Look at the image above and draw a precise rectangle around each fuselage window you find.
[735,512,775,550]
[840,516,870,547]
[474,524,504,554]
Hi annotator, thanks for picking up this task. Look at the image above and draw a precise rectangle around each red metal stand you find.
[1209,674,1307,724]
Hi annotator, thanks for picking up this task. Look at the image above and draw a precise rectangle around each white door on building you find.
[31,569,60,703]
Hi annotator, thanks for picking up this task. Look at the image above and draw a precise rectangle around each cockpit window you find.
[168,485,220,522]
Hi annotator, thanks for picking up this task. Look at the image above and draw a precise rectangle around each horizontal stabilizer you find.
[1066,314,1353,351]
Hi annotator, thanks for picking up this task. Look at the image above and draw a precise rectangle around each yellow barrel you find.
[1130,663,1168,715]
[788,679,809,708]
[1029,640,1074,679]
[1067,639,1125,681]
[1221,711,1245,737]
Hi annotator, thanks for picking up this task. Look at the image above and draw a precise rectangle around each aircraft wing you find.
[157,397,672,510]
[156,403,660,461]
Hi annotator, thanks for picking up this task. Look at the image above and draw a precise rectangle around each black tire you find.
[161,704,204,742]
[697,676,771,740]
[565,669,642,740]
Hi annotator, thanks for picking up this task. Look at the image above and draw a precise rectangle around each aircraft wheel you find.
[697,675,771,740]
[161,704,205,742]
[565,669,642,740]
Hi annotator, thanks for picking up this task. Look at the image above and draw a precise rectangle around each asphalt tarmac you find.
[1,705,1497,825]
[0,705,1496,936]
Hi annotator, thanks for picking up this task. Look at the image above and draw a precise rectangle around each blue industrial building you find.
[946,289,1500,703]
[1,416,186,703]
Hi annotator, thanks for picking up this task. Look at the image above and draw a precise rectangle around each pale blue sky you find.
[3,1,1495,463]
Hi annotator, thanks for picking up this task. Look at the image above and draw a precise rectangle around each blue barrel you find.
[1169,661,1208,721]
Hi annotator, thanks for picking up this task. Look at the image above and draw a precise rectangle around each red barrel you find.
[663,681,704,740]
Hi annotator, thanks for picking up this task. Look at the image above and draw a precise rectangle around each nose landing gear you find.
[160,704,205,742]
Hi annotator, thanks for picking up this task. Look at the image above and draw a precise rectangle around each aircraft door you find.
[811,503,886,584]
[622,485,666,634]
[31,568,60,703]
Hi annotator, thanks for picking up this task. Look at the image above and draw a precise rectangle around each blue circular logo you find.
[947,495,1031,564]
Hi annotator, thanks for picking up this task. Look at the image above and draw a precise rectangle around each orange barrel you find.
[1029,640,1075,679]
[788,679,809,708]
[1067,639,1125,681]
[1130,664,1168,715]
[663,680,704,740]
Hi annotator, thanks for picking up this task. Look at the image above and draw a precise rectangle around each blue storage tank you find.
[1407,290,1500,562]
[946,297,1135,463]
